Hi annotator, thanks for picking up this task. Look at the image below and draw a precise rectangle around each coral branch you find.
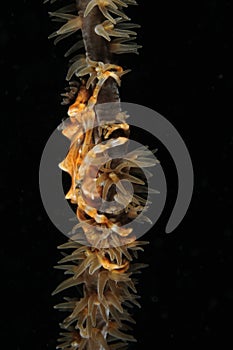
[44,1,153,349]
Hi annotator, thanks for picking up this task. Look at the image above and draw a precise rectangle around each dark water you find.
[1,0,233,349]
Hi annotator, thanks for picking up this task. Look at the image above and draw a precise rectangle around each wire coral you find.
[44,0,156,349]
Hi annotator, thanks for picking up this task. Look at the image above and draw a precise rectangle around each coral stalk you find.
[44,1,156,349]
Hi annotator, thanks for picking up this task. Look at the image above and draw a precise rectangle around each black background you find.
[1,0,233,349]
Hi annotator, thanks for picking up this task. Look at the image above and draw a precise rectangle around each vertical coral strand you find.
[79,0,120,104]
[45,0,154,349]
